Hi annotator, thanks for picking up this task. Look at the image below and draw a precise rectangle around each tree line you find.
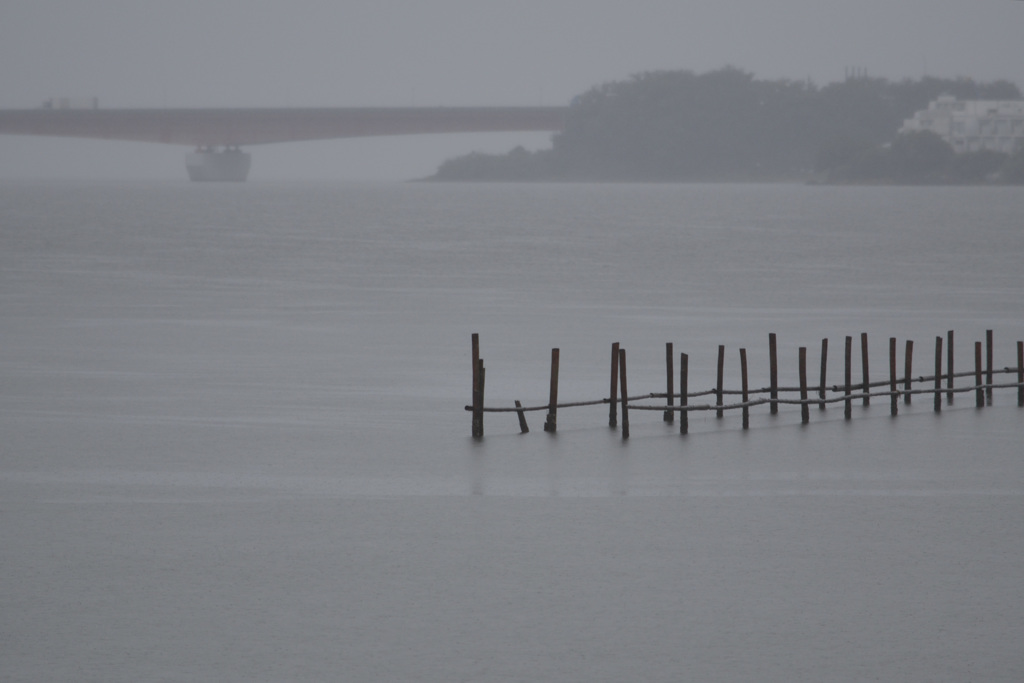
[429,67,1023,184]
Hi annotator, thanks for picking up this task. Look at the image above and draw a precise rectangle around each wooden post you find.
[946,330,955,405]
[975,341,984,408]
[664,342,674,423]
[844,335,853,420]
[1017,341,1023,408]
[769,333,779,415]
[619,347,630,439]
[904,340,914,406]
[473,359,485,438]
[934,336,943,413]
[609,342,620,427]
[514,400,529,433]
[472,333,480,386]
[818,338,828,410]
[471,334,482,437]
[740,348,749,429]
[799,346,810,425]
[986,329,994,406]
[889,337,898,417]
[479,363,486,435]
[716,345,725,419]
[680,352,689,435]
[861,332,870,406]
[544,348,560,433]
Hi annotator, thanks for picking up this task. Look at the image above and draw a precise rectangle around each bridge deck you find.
[0,107,566,146]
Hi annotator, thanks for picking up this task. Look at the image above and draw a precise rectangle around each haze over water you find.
[2,181,1023,681]
[3,1,1023,181]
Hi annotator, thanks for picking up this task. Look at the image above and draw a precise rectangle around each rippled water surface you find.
[2,181,1023,681]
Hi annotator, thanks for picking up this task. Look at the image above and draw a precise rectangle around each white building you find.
[900,95,1024,154]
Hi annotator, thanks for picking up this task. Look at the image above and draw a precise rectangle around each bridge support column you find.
[185,146,251,182]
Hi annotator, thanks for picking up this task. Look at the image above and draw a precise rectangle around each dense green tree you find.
[887,131,956,183]
[1001,146,1024,184]
[949,149,1008,183]
[432,146,555,181]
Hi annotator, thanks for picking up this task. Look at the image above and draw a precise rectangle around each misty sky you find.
[2,0,1022,180]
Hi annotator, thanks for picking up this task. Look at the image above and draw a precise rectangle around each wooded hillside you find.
[430,68,1021,183]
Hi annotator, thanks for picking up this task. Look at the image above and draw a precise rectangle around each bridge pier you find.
[185,146,251,182]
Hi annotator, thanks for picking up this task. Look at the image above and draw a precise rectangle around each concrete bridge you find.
[0,106,566,181]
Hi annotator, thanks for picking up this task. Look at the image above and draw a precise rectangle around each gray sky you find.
[2,0,1022,180]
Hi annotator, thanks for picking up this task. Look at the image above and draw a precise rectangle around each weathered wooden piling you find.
[904,340,914,405]
[467,327,1020,440]
[740,348,750,429]
[986,329,994,405]
[619,347,630,439]
[819,338,828,410]
[889,337,898,416]
[471,334,482,437]
[799,347,809,425]
[474,359,485,438]
[609,342,620,427]
[975,341,984,408]
[769,333,779,415]
[664,342,674,423]
[861,332,870,406]
[544,348,560,433]
[947,330,955,405]
[844,336,853,420]
[514,400,529,433]
[716,345,725,419]
[1018,341,1024,408]
[679,352,689,435]
[472,333,479,382]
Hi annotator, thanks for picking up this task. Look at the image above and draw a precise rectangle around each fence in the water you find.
[467,330,1024,438]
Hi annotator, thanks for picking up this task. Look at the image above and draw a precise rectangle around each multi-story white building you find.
[900,95,1024,154]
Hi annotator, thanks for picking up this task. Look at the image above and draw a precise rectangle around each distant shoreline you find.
[426,68,1023,186]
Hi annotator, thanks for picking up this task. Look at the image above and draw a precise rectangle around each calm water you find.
[2,181,1023,681]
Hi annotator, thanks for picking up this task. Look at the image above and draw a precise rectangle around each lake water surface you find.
[2,181,1022,681]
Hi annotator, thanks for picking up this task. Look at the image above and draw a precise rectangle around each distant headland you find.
[427,67,1024,185]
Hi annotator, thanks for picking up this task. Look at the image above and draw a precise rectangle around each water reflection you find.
[458,399,1024,499]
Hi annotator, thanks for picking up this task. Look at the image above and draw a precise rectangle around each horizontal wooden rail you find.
[465,372,1024,413]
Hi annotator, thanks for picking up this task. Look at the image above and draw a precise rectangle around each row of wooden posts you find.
[468,330,1024,438]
